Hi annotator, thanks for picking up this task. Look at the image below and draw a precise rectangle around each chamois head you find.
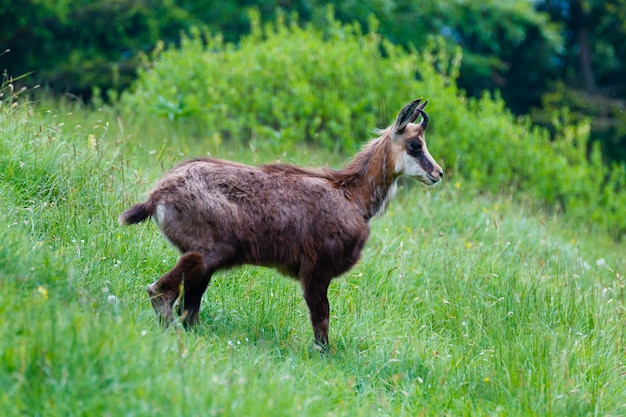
[390,99,443,185]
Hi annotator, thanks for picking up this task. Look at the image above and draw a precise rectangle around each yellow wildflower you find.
[37,286,48,299]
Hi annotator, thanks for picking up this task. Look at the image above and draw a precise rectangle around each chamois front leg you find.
[178,268,215,328]
[147,251,206,326]
[302,277,332,350]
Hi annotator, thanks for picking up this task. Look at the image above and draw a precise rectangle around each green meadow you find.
[0,94,624,416]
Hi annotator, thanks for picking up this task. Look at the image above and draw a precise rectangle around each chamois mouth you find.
[425,174,441,185]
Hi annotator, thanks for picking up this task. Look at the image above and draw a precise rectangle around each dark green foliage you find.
[0,0,197,97]
[0,0,564,111]
[537,0,626,165]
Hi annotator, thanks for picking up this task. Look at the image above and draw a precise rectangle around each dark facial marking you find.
[406,138,435,174]
[416,151,434,174]
[406,139,423,157]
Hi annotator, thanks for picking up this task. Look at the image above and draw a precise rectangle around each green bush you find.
[435,89,626,236]
[121,10,427,152]
[120,13,626,238]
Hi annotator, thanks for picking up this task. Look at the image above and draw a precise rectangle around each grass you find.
[0,99,624,416]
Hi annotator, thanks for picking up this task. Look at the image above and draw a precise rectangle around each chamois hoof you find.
[147,283,175,326]
[313,338,331,355]
[175,304,200,329]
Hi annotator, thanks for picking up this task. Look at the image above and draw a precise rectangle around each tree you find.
[306,0,563,113]
[0,0,197,96]
[537,0,626,163]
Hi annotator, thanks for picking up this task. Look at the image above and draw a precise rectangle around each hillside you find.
[0,98,624,416]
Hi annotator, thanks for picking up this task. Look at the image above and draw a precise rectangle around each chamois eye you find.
[407,141,423,155]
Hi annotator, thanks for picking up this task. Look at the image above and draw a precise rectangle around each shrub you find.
[120,12,626,238]
[121,10,427,152]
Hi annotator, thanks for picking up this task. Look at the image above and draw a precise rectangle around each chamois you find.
[119,99,443,348]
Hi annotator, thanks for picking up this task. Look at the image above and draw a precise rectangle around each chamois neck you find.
[335,133,398,221]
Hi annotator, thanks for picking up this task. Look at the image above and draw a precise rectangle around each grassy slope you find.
[0,102,624,416]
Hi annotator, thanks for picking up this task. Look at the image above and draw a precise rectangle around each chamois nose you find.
[432,168,443,182]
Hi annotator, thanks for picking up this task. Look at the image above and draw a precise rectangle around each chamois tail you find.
[119,200,156,225]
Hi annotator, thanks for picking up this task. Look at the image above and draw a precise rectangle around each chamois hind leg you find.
[147,252,206,326]
[302,274,332,350]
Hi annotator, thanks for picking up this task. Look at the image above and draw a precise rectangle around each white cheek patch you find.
[400,152,428,178]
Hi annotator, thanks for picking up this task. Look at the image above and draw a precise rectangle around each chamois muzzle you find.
[427,168,443,184]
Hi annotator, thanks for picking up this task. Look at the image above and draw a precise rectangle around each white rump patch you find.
[154,203,167,227]
[153,203,178,250]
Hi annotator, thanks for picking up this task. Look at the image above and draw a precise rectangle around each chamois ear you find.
[394,99,423,134]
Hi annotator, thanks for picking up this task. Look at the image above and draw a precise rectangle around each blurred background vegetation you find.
[2,0,625,163]
[1,0,625,237]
